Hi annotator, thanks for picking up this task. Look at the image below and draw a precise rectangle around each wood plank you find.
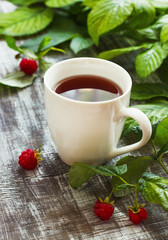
[0,1,168,240]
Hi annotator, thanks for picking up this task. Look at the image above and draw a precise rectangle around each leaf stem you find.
[152,140,157,157]
[158,158,168,175]
[133,186,138,208]
[117,175,136,188]
[108,187,116,200]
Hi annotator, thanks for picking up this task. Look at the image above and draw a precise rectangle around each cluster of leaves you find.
[68,116,168,211]
[1,0,168,79]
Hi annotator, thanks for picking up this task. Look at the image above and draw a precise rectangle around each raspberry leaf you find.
[135,42,168,78]
[68,162,127,189]
[115,184,134,191]
[0,71,35,88]
[5,36,38,59]
[98,44,149,60]
[122,102,168,138]
[45,0,81,7]
[70,36,93,54]
[156,143,168,159]
[131,83,168,100]
[112,156,152,197]
[7,0,44,6]
[154,117,168,148]
[0,7,54,36]
[138,172,168,211]
[21,15,84,52]
[87,0,134,45]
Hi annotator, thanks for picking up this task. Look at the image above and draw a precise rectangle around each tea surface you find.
[55,75,122,102]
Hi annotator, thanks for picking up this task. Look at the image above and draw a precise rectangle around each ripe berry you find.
[20,58,38,75]
[94,197,114,221]
[128,207,148,225]
[18,147,42,170]
[138,207,148,220]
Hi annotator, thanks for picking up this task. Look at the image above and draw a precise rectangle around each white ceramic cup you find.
[44,57,152,166]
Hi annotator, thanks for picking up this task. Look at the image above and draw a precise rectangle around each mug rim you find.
[44,57,132,105]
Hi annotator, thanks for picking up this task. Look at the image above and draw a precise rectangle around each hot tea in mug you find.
[54,75,123,102]
[44,58,152,166]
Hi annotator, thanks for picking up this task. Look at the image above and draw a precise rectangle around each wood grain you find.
[0,1,168,240]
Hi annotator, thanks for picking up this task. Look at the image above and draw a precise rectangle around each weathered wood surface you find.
[0,1,168,240]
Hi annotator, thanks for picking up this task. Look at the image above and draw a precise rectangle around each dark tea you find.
[54,75,123,102]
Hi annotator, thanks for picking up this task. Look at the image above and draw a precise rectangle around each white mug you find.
[44,58,152,166]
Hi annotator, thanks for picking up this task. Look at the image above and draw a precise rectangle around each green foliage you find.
[128,0,156,29]
[70,36,93,54]
[122,103,168,137]
[0,71,35,88]
[45,0,81,7]
[148,0,168,9]
[156,142,168,159]
[154,117,168,147]
[111,156,151,197]
[138,172,168,211]
[160,24,168,43]
[68,162,127,189]
[0,7,54,36]
[98,44,150,60]
[7,0,45,6]
[135,42,168,78]
[21,15,85,52]
[131,83,168,100]
[87,0,134,45]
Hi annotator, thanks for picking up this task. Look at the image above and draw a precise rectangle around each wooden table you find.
[0,2,168,240]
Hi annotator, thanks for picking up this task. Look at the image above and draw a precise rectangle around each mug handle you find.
[109,107,152,158]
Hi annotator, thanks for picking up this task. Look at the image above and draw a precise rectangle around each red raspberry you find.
[94,199,114,221]
[128,207,148,224]
[20,58,38,75]
[139,208,148,220]
[128,209,142,224]
[18,147,42,170]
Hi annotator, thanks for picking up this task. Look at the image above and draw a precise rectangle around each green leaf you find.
[122,103,168,137]
[45,0,81,7]
[7,0,45,6]
[5,36,20,52]
[83,0,100,8]
[70,36,93,54]
[135,42,168,78]
[131,83,168,100]
[0,71,35,88]
[21,15,83,52]
[38,46,65,58]
[149,0,168,9]
[160,24,168,43]
[98,44,149,60]
[0,7,54,36]
[112,156,151,197]
[5,36,38,59]
[38,37,52,52]
[154,117,168,147]
[134,15,168,41]
[155,14,168,28]
[138,172,168,211]
[157,142,168,159]
[68,162,127,189]
[115,184,134,191]
[38,59,52,76]
[87,0,134,45]
[128,0,156,29]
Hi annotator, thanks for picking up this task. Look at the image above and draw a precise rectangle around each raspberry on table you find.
[128,206,148,224]
[19,58,38,75]
[94,197,114,221]
[18,147,42,170]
